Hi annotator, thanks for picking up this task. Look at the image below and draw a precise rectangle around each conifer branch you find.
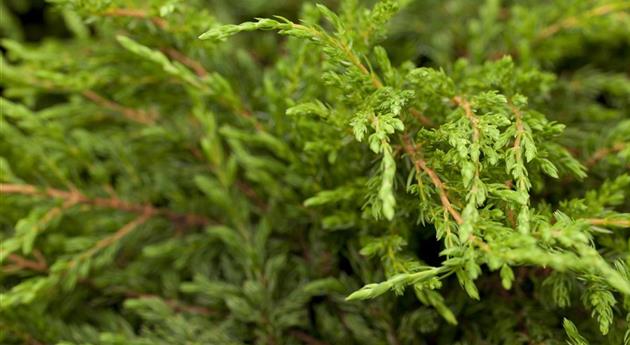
[24,204,67,236]
[586,142,626,167]
[4,1,630,342]
[70,214,150,266]
[291,23,383,88]
[123,291,218,316]
[235,180,268,211]
[101,14,258,129]
[586,218,630,228]
[536,2,630,40]
[510,105,526,173]
[402,134,463,225]
[101,8,167,28]
[507,103,532,233]
[409,108,434,127]
[2,251,217,317]
[1,260,216,320]
[292,21,435,130]
[453,95,484,226]
[338,40,383,89]
[452,96,482,182]
[161,48,209,78]
[452,96,480,143]
[2,253,48,273]
[0,183,211,228]
[82,90,158,124]
[503,179,517,228]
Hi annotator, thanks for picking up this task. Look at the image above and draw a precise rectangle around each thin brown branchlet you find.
[0,183,211,228]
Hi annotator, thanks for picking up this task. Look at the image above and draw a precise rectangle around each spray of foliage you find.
[1,0,629,344]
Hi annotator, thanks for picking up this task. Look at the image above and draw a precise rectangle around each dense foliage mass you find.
[1,0,629,344]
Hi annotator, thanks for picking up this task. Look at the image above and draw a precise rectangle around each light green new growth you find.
[1,0,629,344]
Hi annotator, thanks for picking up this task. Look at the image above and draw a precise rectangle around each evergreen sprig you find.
[1,0,629,344]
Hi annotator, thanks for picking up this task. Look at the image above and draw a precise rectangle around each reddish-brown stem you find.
[510,105,525,162]
[101,8,167,28]
[586,142,626,167]
[161,48,208,78]
[101,15,258,129]
[508,104,528,184]
[0,183,211,228]
[402,135,463,225]
[3,253,48,272]
[82,90,157,124]
[409,108,434,127]
[453,96,482,200]
[235,180,268,211]
[453,96,479,143]
[402,134,491,250]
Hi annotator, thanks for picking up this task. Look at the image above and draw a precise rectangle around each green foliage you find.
[564,318,590,345]
[1,0,630,344]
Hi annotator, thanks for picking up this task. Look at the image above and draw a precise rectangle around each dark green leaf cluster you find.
[1,0,629,344]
